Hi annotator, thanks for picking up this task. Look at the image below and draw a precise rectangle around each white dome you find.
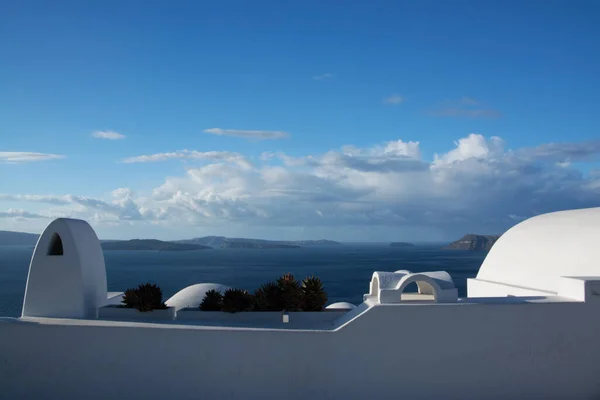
[326,302,356,310]
[477,207,600,293]
[165,283,230,311]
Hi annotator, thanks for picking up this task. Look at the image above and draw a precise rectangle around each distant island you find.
[220,241,300,249]
[389,242,415,248]
[0,230,340,250]
[444,234,500,251]
[0,230,39,246]
[175,236,339,249]
[101,240,211,252]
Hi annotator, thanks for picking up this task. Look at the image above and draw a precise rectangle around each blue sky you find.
[1,1,599,241]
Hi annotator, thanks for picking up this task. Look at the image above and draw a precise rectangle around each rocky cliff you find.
[444,234,500,251]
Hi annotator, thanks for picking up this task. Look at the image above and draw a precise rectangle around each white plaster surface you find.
[98,306,176,321]
[1,300,599,399]
[474,207,600,294]
[165,283,231,311]
[175,310,346,328]
[325,302,356,310]
[369,270,458,303]
[105,292,125,306]
[21,218,107,318]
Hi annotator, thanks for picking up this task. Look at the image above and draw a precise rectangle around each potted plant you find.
[301,276,328,311]
[254,282,283,311]
[176,274,345,325]
[98,283,175,321]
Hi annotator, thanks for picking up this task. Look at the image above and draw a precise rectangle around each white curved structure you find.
[468,207,600,299]
[366,270,458,303]
[166,283,230,311]
[325,302,356,310]
[2,209,600,399]
[22,218,107,318]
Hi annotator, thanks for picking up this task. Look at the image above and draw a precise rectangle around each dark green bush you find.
[301,276,328,311]
[200,289,223,311]
[277,273,302,311]
[122,283,167,312]
[222,288,254,313]
[254,281,284,311]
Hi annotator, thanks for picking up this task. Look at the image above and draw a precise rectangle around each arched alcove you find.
[398,275,441,302]
[369,270,458,303]
[47,233,63,256]
[22,218,107,318]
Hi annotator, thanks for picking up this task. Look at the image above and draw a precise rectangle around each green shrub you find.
[277,273,302,311]
[301,276,328,311]
[122,283,167,312]
[222,288,254,313]
[254,281,284,311]
[200,289,223,311]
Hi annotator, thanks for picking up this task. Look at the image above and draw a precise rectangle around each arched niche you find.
[22,218,107,319]
[47,233,64,256]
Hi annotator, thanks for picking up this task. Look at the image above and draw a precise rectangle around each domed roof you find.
[165,283,230,311]
[326,302,356,310]
[477,207,600,293]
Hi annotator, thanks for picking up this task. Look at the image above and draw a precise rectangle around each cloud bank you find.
[2,134,600,239]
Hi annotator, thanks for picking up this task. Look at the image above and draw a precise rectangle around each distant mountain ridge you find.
[0,230,39,246]
[101,239,211,252]
[444,234,501,251]
[0,230,341,250]
[175,236,340,248]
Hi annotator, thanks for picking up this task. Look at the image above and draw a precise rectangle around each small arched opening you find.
[47,233,64,256]
[399,276,439,302]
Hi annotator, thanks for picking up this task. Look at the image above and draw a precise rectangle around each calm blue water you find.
[0,245,486,317]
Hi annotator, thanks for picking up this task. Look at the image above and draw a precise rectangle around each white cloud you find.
[0,209,48,219]
[91,130,126,140]
[383,94,404,105]
[312,73,333,80]
[0,152,65,164]
[433,134,504,165]
[204,128,289,140]
[122,150,253,170]
[3,134,600,239]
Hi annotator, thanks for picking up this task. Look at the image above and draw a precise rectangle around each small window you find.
[48,233,64,256]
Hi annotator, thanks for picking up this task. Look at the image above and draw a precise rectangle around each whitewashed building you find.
[1,208,599,399]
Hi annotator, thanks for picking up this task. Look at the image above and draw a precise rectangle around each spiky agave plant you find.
[254,281,283,311]
[122,283,167,312]
[199,289,223,311]
[301,276,328,311]
[222,288,254,313]
[121,288,139,309]
[277,273,302,311]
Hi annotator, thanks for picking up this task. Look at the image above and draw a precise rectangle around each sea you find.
[0,244,487,317]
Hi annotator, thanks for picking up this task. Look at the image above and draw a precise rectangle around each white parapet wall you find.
[2,299,600,399]
[2,209,600,399]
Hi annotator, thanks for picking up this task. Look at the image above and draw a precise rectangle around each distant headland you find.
[443,234,500,251]
[101,240,211,252]
[0,230,341,251]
